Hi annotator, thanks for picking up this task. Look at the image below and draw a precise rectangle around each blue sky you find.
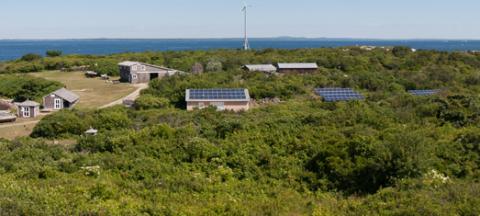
[1,0,479,39]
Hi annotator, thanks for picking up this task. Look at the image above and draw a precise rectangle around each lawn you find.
[30,71,136,109]
[0,71,137,140]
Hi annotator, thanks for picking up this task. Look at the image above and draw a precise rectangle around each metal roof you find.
[0,112,16,122]
[277,63,318,69]
[51,88,80,103]
[244,64,277,72]
[15,100,40,107]
[186,89,250,102]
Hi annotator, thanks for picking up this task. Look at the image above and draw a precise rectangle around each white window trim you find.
[54,98,62,110]
[22,107,30,117]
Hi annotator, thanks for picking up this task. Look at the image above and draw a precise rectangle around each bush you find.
[135,94,170,110]
[20,53,42,62]
[31,111,88,138]
[46,50,62,57]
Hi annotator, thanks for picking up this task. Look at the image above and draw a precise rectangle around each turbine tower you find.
[242,2,250,50]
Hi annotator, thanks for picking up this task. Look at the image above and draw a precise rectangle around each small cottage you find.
[186,89,251,112]
[15,100,40,118]
[118,61,181,84]
[43,88,80,110]
[0,99,14,111]
[243,64,277,73]
[275,63,318,73]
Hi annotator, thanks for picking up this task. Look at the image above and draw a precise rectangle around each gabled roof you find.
[119,61,185,74]
[15,100,40,107]
[276,63,318,69]
[186,89,250,102]
[118,61,142,67]
[244,64,277,72]
[51,88,80,103]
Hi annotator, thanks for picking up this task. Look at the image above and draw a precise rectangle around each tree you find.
[21,53,42,62]
[191,62,204,74]
[46,50,63,57]
[392,46,412,58]
[206,59,223,72]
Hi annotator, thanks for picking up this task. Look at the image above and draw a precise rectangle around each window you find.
[22,107,30,117]
[54,98,62,109]
[141,65,146,71]
[132,66,137,71]
[211,102,225,111]
[132,74,138,79]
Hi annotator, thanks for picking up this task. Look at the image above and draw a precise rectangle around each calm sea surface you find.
[1,38,480,61]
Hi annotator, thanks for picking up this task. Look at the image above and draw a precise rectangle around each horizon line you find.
[0,37,479,41]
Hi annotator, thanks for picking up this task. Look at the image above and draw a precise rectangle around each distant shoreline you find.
[1,37,480,41]
[1,38,480,61]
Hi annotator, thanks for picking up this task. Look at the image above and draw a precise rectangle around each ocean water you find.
[1,38,479,61]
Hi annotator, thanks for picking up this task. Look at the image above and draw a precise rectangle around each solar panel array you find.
[315,88,364,102]
[189,89,247,100]
[408,89,441,96]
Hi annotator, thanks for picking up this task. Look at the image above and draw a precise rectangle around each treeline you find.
[2,47,480,82]
[1,47,480,214]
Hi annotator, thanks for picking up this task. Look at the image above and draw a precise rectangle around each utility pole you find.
[242,4,250,50]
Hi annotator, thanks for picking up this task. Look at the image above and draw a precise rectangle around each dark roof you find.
[186,89,250,102]
[315,88,364,102]
[51,88,80,103]
[15,100,40,107]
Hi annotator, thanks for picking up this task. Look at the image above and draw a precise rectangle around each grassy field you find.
[0,71,137,140]
[30,71,136,109]
[0,116,43,140]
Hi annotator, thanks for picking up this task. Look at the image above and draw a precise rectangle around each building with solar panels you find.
[315,88,364,102]
[185,89,251,111]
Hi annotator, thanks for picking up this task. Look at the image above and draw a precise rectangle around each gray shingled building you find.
[118,61,181,84]
[43,88,80,110]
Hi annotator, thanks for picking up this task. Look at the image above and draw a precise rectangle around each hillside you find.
[1,47,480,215]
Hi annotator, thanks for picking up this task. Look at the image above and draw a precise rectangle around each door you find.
[22,107,30,118]
[54,98,62,109]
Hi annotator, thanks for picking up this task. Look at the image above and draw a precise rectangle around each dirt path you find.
[99,83,148,109]
[0,120,40,129]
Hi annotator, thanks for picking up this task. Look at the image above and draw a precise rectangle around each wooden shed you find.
[43,88,80,110]
[15,100,40,118]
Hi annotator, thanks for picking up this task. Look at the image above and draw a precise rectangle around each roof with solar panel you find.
[408,89,441,96]
[315,88,365,102]
[186,89,250,102]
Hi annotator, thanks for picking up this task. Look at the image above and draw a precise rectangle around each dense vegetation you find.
[1,47,480,215]
[0,75,63,102]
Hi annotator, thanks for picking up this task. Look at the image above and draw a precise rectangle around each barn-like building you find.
[118,61,181,84]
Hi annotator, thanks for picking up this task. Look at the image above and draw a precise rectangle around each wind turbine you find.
[242,2,251,50]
